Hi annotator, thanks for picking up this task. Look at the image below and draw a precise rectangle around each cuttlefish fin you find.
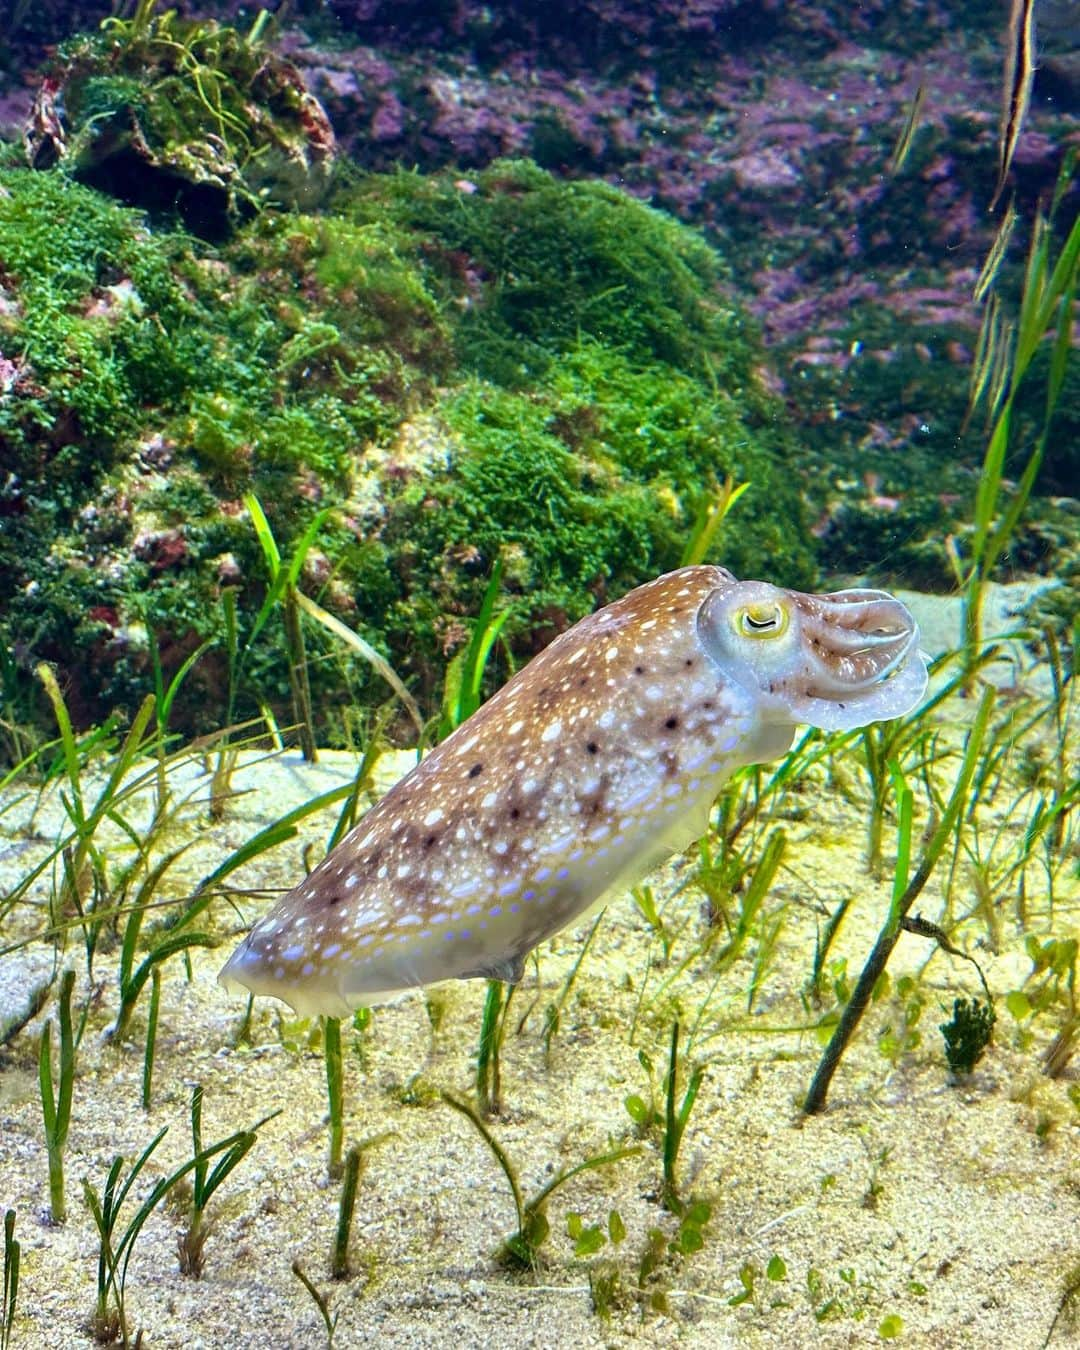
[460,954,526,985]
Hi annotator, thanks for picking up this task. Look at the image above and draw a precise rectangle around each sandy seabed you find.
[0,717,1077,1350]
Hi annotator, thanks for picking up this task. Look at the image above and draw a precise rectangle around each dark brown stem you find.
[803,851,936,1116]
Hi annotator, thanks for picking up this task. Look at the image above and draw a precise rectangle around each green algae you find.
[341,158,753,387]
[0,146,810,744]
[382,347,812,695]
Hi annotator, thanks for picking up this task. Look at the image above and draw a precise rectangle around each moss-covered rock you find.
[0,152,812,746]
[25,5,335,238]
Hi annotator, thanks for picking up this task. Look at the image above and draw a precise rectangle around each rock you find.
[24,8,335,238]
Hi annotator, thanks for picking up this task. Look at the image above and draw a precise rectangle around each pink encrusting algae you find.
[220,566,927,1017]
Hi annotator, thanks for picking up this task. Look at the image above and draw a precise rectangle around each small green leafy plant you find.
[876,974,925,1068]
[959,159,1079,679]
[84,1096,276,1343]
[804,688,994,1113]
[245,493,422,761]
[332,1146,362,1281]
[1007,933,1079,1077]
[292,1261,339,1347]
[329,1132,391,1280]
[177,1085,278,1277]
[34,668,156,960]
[630,884,677,964]
[435,558,509,744]
[141,968,162,1111]
[323,1016,345,1178]
[111,845,211,1042]
[540,911,604,1062]
[567,1208,627,1320]
[475,978,515,1117]
[442,1092,639,1269]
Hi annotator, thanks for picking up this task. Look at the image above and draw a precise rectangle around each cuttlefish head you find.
[697,579,928,732]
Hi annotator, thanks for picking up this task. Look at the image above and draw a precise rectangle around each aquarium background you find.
[0,5,1077,1350]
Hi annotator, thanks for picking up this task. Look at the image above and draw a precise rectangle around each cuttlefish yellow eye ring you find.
[735,602,789,639]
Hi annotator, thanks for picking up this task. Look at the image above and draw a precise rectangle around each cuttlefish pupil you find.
[220,565,927,1018]
[738,603,787,637]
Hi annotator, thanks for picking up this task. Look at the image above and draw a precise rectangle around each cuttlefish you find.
[220,566,927,1016]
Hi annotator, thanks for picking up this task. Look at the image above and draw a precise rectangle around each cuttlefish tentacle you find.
[220,565,928,1017]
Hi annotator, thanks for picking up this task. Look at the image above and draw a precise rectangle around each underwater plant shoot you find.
[0,2,1077,1347]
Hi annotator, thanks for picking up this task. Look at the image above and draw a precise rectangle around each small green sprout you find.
[84,1096,276,1343]
[806,897,853,1008]
[177,1085,279,1278]
[806,1266,842,1323]
[475,978,514,1117]
[623,1046,658,1133]
[940,997,996,1076]
[332,1146,362,1281]
[1044,1015,1079,1079]
[710,829,786,976]
[660,1020,706,1216]
[323,1016,345,1178]
[435,557,509,743]
[862,1146,893,1212]
[39,969,77,1224]
[805,692,993,1114]
[427,560,521,1115]
[960,167,1079,682]
[245,493,422,761]
[629,1029,705,1234]
[636,1227,670,1313]
[729,1260,758,1307]
[2,1210,18,1350]
[1044,1263,1080,1350]
[630,884,676,963]
[292,1261,339,1348]
[141,968,162,1111]
[329,1132,391,1281]
[576,1210,626,1321]
[589,1264,621,1320]
[245,495,325,763]
[679,474,750,568]
[146,627,212,823]
[112,844,215,1043]
[541,909,603,1061]
[672,1199,712,1255]
[877,975,925,1067]
[747,905,786,1013]
[567,1212,606,1257]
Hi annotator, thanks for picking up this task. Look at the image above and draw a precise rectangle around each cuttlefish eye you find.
[735,602,789,639]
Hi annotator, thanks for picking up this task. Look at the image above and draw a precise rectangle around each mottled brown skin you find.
[221,566,926,1016]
